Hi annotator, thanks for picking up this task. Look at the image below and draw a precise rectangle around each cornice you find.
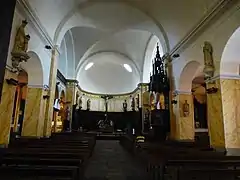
[205,74,240,83]
[16,0,60,54]
[170,0,238,58]
[77,83,146,97]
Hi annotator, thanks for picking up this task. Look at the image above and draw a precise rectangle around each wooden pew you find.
[1,133,96,180]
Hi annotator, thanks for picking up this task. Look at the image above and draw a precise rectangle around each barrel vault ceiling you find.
[24,0,222,94]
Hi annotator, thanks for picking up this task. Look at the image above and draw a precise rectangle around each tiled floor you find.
[84,140,148,180]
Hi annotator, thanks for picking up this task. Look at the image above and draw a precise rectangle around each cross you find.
[101,95,113,113]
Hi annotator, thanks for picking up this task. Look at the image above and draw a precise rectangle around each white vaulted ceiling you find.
[26,0,222,94]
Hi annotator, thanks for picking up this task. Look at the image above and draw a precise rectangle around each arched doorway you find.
[179,61,209,142]
[220,26,240,153]
[11,70,28,136]
[191,74,208,144]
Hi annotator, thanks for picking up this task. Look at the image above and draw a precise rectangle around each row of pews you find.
[120,135,240,180]
[0,132,96,180]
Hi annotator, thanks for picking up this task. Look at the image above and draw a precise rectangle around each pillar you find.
[43,47,59,137]
[166,55,177,139]
[206,79,225,151]
[22,85,46,137]
[174,92,195,140]
[66,80,78,130]
[0,0,16,100]
[0,69,17,146]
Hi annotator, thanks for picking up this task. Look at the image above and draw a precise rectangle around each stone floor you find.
[84,140,148,180]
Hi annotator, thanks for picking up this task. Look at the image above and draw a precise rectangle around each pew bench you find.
[0,165,79,180]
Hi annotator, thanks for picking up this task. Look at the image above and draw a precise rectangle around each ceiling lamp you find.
[85,62,94,70]
[123,64,132,72]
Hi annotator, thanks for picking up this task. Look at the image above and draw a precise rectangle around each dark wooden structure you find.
[72,110,141,133]
[148,45,170,141]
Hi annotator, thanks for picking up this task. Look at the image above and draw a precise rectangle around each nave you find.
[84,140,147,180]
[1,131,240,180]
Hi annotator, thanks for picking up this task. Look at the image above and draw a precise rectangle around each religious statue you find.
[123,99,127,112]
[87,99,91,111]
[183,100,190,117]
[11,20,30,69]
[78,96,82,110]
[131,97,135,111]
[203,41,215,79]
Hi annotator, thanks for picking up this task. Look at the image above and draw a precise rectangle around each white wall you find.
[8,9,52,86]
[77,52,140,94]
[173,2,240,91]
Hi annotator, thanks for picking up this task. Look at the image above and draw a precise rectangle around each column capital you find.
[27,84,44,89]
[52,45,61,56]
[173,90,192,95]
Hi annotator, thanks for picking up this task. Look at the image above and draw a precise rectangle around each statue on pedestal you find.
[87,99,91,111]
[203,41,214,79]
[11,20,30,70]
[131,97,135,111]
[123,99,127,112]
[78,96,82,110]
[183,100,190,117]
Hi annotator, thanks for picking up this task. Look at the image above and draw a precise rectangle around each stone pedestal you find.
[43,47,59,137]
[22,86,45,137]
[0,69,17,146]
[0,0,16,101]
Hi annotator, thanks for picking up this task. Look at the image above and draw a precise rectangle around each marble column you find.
[166,56,177,139]
[0,0,16,101]
[206,79,225,151]
[174,92,195,140]
[66,80,78,130]
[219,78,240,155]
[21,86,45,137]
[43,47,59,137]
[0,69,17,146]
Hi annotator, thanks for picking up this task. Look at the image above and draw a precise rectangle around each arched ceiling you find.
[77,52,139,94]
[27,0,221,49]
[26,0,222,94]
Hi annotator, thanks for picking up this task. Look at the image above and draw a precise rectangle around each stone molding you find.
[173,90,192,95]
[205,74,240,83]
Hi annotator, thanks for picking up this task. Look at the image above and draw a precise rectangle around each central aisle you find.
[84,140,148,180]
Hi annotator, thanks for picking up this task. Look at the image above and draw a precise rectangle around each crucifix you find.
[101,95,113,122]
[101,95,113,113]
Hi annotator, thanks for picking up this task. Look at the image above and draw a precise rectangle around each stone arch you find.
[220,26,240,76]
[21,51,44,87]
[179,61,202,92]
[54,1,169,52]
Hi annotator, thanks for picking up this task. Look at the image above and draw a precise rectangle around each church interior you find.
[1,0,240,179]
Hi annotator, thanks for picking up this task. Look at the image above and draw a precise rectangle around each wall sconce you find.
[171,100,177,104]
[43,95,50,99]
[206,87,218,94]
[6,78,18,86]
